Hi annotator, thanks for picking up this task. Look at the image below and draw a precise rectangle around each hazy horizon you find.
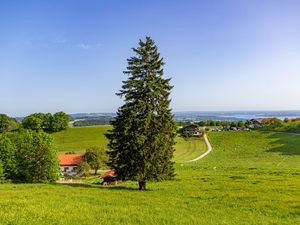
[1,0,300,116]
[9,109,300,118]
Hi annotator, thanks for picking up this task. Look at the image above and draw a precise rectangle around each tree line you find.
[0,112,70,133]
[21,112,70,132]
[0,111,70,183]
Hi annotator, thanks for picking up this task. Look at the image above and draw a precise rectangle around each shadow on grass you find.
[261,131,300,155]
[54,182,140,191]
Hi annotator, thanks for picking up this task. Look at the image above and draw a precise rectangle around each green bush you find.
[0,114,19,133]
[0,136,17,180]
[0,160,5,183]
[76,161,91,177]
[0,130,60,183]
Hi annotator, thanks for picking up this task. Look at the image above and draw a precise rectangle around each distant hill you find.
[13,111,300,126]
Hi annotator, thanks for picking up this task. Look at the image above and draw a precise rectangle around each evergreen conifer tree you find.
[106,36,176,190]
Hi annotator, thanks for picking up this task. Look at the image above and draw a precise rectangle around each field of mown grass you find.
[51,125,206,162]
[0,131,299,224]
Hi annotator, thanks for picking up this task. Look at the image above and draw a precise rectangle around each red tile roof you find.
[58,154,83,166]
[101,169,117,178]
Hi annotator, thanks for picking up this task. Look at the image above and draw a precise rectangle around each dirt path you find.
[186,133,212,162]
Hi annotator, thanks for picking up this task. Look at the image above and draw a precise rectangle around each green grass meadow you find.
[0,130,299,224]
[51,125,206,162]
[51,125,110,153]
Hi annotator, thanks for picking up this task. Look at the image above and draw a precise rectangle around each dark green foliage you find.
[198,121,206,126]
[22,113,49,131]
[22,112,69,132]
[0,136,17,180]
[284,118,289,123]
[221,121,230,126]
[230,121,238,127]
[181,131,193,138]
[106,36,176,190]
[73,117,113,126]
[0,130,60,183]
[0,114,19,133]
[51,112,70,132]
[209,120,216,126]
[65,151,76,154]
[0,160,4,182]
[261,118,283,128]
[245,120,252,127]
[83,146,108,174]
[76,161,91,177]
[237,121,244,127]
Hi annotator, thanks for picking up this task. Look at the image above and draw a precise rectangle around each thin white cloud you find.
[77,43,90,50]
[53,38,67,44]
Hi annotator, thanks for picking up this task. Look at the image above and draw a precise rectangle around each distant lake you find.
[173,111,300,122]
[61,110,300,123]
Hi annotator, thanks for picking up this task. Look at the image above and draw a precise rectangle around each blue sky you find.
[1,0,300,116]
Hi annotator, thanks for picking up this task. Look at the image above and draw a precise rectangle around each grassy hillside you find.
[51,125,110,153]
[1,131,299,224]
[51,125,207,162]
[277,121,300,133]
[259,121,300,134]
[174,136,206,162]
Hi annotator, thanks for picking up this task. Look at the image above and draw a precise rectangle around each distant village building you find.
[101,169,118,185]
[58,154,83,175]
[251,118,282,127]
[182,124,201,136]
[250,119,263,127]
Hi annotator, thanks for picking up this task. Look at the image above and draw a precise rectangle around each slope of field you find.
[174,136,207,162]
[275,121,300,133]
[259,121,300,134]
[51,125,110,153]
[51,125,207,162]
[1,131,299,224]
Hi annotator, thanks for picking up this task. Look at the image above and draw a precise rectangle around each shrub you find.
[0,114,19,133]
[0,160,5,183]
[3,130,60,183]
[83,146,108,174]
[0,136,17,180]
[76,162,91,177]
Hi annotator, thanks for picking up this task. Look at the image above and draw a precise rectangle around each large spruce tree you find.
[106,36,176,190]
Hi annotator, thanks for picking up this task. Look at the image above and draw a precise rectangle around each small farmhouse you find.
[101,169,118,185]
[250,119,263,127]
[182,124,201,136]
[58,154,83,175]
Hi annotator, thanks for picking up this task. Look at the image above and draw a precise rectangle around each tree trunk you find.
[138,181,146,191]
[94,168,98,175]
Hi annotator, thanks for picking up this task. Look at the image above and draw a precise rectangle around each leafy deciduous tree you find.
[0,114,19,133]
[76,161,91,177]
[7,130,60,183]
[22,112,69,132]
[0,136,17,180]
[83,146,108,175]
[0,160,5,182]
[51,112,70,132]
[237,121,244,127]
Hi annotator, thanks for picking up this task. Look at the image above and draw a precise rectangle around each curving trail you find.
[185,133,212,162]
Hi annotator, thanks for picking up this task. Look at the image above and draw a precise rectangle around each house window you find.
[64,167,69,172]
